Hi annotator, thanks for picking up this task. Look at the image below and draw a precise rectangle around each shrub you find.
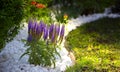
[0,0,24,50]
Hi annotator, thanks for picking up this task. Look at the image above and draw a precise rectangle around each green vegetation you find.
[65,18,120,72]
[0,0,118,51]
[21,40,60,67]
[0,0,120,69]
[0,0,53,50]
[24,0,53,24]
[0,0,24,50]
[20,20,65,67]
[111,0,120,13]
[53,0,115,21]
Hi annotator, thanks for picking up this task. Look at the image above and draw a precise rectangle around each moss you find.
[65,17,120,72]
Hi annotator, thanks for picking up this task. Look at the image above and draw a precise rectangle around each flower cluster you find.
[27,19,65,44]
[20,19,65,66]
[31,1,46,8]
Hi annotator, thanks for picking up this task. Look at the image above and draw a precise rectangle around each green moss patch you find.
[65,17,120,72]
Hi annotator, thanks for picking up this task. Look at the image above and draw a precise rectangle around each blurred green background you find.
[0,0,119,51]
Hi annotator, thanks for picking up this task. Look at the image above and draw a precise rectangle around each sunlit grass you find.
[65,17,120,72]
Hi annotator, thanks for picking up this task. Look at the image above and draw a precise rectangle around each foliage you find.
[54,11,69,24]
[22,40,58,66]
[52,0,116,21]
[65,17,120,72]
[77,0,115,14]
[111,0,120,14]
[20,19,65,67]
[0,0,24,50]
[23,0,53,24]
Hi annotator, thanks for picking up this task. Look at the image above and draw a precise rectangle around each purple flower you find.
[27,19,65,44]
[40,21,46,32]
[28,19,33,33]
[36,24,40,35]
[60,25,65,37]
[49,24,54,39]
[27,34,33,42]
[32,21,37,32]
[43,26,48,40]
[59,25,65,43]
[51,32,55,43]
[37,21,43,34]
[56,24,60,36]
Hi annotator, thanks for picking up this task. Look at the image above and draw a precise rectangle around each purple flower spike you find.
[40,21,46,32]
[39,22,43,32]
[60,25,65,37]
[36,24,40,35]
[36,21,44,38]
[33,21,37,31]
[49,24,54,39]
[27,34,33,42]
[51,32,55,43]
[43,26,48,40]
[59,25,65,43]
[28,19,33,33]
[39,21,44,25]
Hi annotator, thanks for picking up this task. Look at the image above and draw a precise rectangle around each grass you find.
[65,17,120,72]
